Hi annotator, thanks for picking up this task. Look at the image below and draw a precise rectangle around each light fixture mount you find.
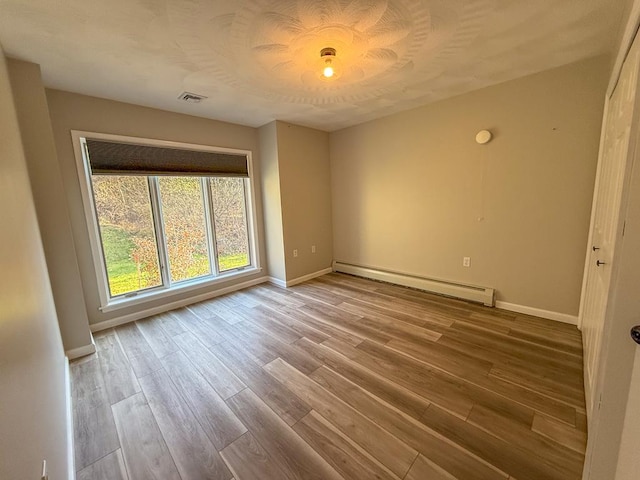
[320,47,336,58]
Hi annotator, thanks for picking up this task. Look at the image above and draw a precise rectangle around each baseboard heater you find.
[333,261,495,307]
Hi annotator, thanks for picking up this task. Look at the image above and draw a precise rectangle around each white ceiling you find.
[0,0,627,131]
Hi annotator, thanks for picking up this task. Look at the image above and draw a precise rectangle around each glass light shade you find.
[323,61,334,78]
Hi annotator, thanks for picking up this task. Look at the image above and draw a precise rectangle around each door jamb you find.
[581,4,640,477]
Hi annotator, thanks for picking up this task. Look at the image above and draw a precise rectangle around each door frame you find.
[579,2,640,330]
[577,83,608,415]
[581,1,640,478]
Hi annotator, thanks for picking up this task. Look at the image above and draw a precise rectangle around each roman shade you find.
[85,139,249,177]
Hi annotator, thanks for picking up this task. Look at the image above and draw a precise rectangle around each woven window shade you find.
[85,139,249,177]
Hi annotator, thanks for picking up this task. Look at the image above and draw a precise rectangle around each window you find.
[73,132,259,311]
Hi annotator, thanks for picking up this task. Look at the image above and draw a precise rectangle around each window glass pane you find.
[158,177,211,282]
[210,178,251,272]
[91,175,162,296]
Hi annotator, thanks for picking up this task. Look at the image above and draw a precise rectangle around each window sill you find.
[98,266,262,313]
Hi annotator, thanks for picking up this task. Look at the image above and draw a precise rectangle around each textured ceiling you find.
[0,0,627,131]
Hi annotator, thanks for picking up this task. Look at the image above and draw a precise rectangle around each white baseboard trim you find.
[495,301,579,325]
[269,267,333,288]
[268,276,287,288]
[287,267,334,287]
[90,275,270,332]
[65,335,96,360]
[64,357,75,480]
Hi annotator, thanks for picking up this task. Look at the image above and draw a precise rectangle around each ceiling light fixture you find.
[321,47,336,78]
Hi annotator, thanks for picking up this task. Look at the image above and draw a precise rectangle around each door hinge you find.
[622,221,626,236]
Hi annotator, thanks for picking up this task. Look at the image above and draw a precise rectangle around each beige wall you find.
[0,48,69,480]
[259,121,286,281]
[258,121,333,283]
[330,56,609,316]
[276,121,333,281]
[8,59,92,351]
[46,89,268,326]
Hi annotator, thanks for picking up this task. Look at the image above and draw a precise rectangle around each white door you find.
[581,30,640,418]
[584,125,640,478]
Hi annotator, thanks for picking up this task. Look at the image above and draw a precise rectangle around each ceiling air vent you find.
[178,91,207,103]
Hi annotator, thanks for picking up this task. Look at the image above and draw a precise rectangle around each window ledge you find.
[99,267,262,313]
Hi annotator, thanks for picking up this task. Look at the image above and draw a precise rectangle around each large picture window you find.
[73,132,258,310]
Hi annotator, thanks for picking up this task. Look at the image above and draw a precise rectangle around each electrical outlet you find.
[293,249,298,258]
[463,257,471,267]
[311,245,316,254]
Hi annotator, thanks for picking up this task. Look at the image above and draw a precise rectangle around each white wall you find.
[259,121,287,281]
[615,350,640,479]
[0,47,70,480]
[8,58,92,352]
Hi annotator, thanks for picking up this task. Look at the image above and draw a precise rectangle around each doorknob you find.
[592,246,600,251]
[632,326,640,345]
[596,260,606,266]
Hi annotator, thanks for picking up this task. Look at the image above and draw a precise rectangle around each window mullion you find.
[201,178,217,277]
[148,176,171,287]
[205,178,220,276]
[243,178,254,267]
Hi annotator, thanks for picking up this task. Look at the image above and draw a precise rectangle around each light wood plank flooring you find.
[72,273,587,480]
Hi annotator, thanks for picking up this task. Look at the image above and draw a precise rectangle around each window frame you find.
[71,130,261,312]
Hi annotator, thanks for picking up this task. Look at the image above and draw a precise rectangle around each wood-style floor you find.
[72,273,587,480]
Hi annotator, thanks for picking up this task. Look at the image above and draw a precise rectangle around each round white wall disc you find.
[476,130,492,144]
